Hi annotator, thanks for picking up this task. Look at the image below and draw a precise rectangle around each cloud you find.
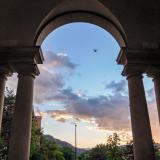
[105,80,126,94]
[44,51,77,69]
[6,74,18,92]
[6,50,160,141]
[33,51,77,104]
[34,68,65,103]
[46,81,131,131]
[45,84,160,143]
[34,107,47,117]
[47,110,73,122]
[146,87,155,101]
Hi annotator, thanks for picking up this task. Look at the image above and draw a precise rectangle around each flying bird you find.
[93,49,98,53]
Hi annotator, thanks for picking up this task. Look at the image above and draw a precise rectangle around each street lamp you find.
[74,123,77,160]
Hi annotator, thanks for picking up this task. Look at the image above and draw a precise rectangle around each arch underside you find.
[35,11,127,48]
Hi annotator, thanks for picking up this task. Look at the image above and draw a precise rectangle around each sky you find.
[6,22,160,148]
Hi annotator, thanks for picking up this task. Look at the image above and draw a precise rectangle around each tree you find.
[0,88,16,160]
[89,144,108,160]
[39,138,65,160]
[61,146,74,160]
[1,88,66,160]
[3,87,15,112]
[155,150,160,160]
[30,133,65,160]
[106,133,124,160]
[0,138,7,160]
[30,115,42,158]
[78,150,91,160]
[121,140,134,160]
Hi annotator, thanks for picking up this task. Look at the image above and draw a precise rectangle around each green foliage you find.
[121,141,134,160]
[78,133,134,160]
[4,87,15,112]
[30,130,65,160]
[30,152,43,160]
[78,151,91,160]
[155,144,160,160]
[155,150,160,160]
[0,88,16,160]
[89,144,108,160]
[0,88,155,160]
[0,138,7,160]
[37,138,65,160]
[106,133,123,160]
[61,146,74,160]
[30,116,42,158]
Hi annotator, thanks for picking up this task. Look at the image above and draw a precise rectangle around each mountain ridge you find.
[43,134,88,154]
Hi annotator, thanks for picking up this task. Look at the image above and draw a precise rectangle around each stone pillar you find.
[127,72,155,160]
[0,74,7,132]
[152,76,160,124]
[8,73,35,160]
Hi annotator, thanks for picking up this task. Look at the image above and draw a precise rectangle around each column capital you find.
[0,74,7,80]
[117,47,160,78]
[18,73,36,79]
[122,64,144,79]
[0,46,44,64]
[0,64,13,79]
[16,64,40,77]
[146,66,160,81]
[0,46,44,76]
[117,47,160,65]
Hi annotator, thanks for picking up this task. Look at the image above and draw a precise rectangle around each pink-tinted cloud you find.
[34,51,77,104]
[45,81,131,131]
[44,51,77,69]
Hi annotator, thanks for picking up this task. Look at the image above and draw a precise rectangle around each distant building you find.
[34,115,42,129]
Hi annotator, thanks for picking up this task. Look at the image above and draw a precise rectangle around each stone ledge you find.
[0,46,44,76]
[117,47,160,66]
[0,46,44,64]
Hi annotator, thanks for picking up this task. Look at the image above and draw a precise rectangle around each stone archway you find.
[35,11,127,48]
[0,0,159,160]
[32,1,157,159]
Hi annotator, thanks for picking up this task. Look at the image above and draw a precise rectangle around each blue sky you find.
[42,23,124,97]
[7,22,160,148]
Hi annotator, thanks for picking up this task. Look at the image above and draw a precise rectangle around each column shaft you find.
[0,74,6,132]
[153,77,160,124]
[8,74,35,160]
[128,74,155,160]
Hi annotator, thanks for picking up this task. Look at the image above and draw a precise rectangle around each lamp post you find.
[74,123,77,160]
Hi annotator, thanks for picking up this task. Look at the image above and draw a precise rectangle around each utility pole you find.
[74,123,77,160]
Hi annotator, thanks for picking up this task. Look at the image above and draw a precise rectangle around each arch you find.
[34,0,127,47]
